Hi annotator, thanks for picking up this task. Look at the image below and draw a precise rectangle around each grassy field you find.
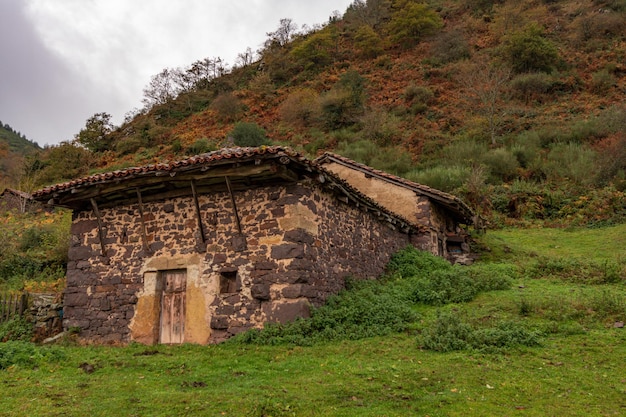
[1,224,625,416]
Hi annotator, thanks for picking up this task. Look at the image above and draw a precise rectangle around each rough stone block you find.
[271,243,304,260]
[262,299,311,324]
[284,228,314,245]
[251,284,270,300]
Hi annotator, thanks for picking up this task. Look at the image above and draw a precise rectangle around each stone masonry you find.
[64,179,427,344]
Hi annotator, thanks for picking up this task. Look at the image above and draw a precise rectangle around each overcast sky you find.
[0,0,354,147]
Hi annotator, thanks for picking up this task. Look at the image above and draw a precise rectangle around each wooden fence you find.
[0,292,29,324]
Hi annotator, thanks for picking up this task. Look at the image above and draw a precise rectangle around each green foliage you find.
[234,247,517,346]
[291,29,336,72]
[405,166,470,192]
[75,112,115,153]
[590,69,617,94]
[483,148,520,183]
[541,142,596,185]
[0,341,65,370]
[229,122,270,147]
[187,138,216,155]
[36,141,95,186]
[0,317,33,342]
[0,210,70,290]
[510,72,554,102]
[279,88,321,128]
[386,1,443,49]
[403,83,434,114]
[354,25,385,58]
[335,140,413,175]
[232,278,419,346]
[501,24,560,74]
[319,71,367,130]
[359,109,402,146]
[419,310,543,352]
[427,28,471,65]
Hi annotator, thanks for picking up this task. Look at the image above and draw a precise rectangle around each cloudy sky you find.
[1,0,354,146]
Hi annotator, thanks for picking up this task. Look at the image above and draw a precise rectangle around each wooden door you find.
[159,270,186,344]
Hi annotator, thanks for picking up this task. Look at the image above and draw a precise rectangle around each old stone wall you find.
[64,179,425,344]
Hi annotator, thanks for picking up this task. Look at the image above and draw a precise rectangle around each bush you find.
[483,148,520,182]
[501,24,560,74]
[386,2,443,49]
[405,166,470,192]
[187,138,215,155]
[419,310,542,352]
[403,83,434,114]
[510,72,554,102]
[428,28,470,65]
[590,69,617,94]
[210,92,243,122]
[279,89,321,127]
[0,317,33,342]
[229,122,271,147]
[354,25,385,58]
[541,143,597,185]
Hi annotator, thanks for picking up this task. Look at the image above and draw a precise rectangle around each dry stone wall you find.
[64,179,427,344]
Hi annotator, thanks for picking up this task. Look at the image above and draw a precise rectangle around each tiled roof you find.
[32,146,304,199]
[31,146,424,232]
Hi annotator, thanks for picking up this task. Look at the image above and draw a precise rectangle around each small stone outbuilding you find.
[0,188,40,213]
[32,146,474,345]
[315,153,477,264]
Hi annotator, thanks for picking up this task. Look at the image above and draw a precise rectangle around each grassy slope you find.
[1,224,625,416]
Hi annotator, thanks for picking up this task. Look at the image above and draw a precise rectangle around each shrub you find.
[405,166,470,192]
[229,122,270,147]
[510,72,554,102]
[335,140,413,175]
[483,148,520,183]
[441,140,488,168]
[501,24,560,73]
[0,317,33,342]
[428,28,470,65]
[187,138,215,155]
[590,69,617,94]
[386,2,443,49]
[419,310,542,352]
[279,89,321,127]
[354,25,385,58]
[359,109,402,146]
[467,263,515,292]
[541,142,597,185]
[210,92,242,122]
[403,83,434,114]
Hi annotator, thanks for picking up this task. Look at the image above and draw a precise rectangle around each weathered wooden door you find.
[159,270,186,344]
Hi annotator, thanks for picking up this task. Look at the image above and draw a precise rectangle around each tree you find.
[463,61,511,146]
[354,25,385,58]
[75,112,115,153]
[386,1,443,49]
[265,18,299,48]
[142,68,178,109]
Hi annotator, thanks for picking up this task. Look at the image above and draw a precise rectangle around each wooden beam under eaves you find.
[90,198,107,257]
[135,188,152,253]
[190,180,206,244]
[224,176,242,234]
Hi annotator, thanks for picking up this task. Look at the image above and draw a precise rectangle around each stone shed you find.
[315,153,477,264]
[32,146,474,345]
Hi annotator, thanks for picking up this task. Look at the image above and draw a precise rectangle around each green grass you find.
[1,223,626,416]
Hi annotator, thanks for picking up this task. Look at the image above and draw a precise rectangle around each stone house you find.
[32,146,474,345]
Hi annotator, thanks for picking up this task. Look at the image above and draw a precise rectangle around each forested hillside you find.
[0,122,40,189]
[7,0,626,226]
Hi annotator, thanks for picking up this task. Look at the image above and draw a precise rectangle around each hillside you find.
[0,121,40,188]
[22,0,626,226]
